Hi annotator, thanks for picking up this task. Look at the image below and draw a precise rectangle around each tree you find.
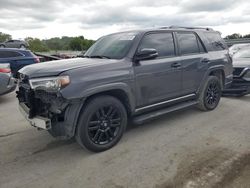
[0,32,12,42]
[225,33,243,39]
[0,31,95,51]
[25,37,49,52]
[243,34,250,38]
[69,37,84,51]
[44,37,63,51]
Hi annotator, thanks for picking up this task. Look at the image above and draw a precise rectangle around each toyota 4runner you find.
[17,26,233,152]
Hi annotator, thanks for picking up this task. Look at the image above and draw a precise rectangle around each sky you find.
[0,0,250,40]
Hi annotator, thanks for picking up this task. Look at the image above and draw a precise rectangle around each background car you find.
[0,63,16,96]
[0,40,29,49]
[229,43,250,55]
[223,47,250,96]
[0,48,40,78]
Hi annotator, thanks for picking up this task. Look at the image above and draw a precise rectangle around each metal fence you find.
[225,38,250,47]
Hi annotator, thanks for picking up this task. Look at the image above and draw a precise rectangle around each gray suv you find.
[17,27,233,152]
[0,40,29,49]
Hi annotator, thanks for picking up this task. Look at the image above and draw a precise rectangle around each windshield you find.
[84,32,137,59]
[234,49,250,58]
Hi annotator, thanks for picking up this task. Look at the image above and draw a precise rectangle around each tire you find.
[75,95,127,152]
[197,76,222,111]
[0,45,5,48]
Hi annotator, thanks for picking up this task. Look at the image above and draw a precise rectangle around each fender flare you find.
[197,65,225,94]
[63,82,136,138]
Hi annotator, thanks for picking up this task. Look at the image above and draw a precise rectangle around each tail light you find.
[0,68,11,73]
[35,57,40,63]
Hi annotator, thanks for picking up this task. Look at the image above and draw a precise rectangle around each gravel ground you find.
[0,92,249,188]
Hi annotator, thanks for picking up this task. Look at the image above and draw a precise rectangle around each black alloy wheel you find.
[197,76,222,111]
[76,95,127,152]
[88,105,122,145]
[205,82,220,107]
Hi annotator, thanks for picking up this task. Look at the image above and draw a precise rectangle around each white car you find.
[229,43,250,56]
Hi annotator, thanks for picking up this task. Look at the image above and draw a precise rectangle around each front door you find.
[134,32,182,107]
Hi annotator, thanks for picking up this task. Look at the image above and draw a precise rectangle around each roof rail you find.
[160,26,213,31]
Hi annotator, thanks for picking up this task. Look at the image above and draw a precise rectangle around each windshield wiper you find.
[88,55,111,59]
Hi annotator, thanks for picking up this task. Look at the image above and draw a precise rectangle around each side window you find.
[205,32,227,51]
[177,32,200,55]
[0,51,22,58]
[138,33,175,58]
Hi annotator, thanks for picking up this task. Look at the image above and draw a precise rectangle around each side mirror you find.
[135,48,158,61]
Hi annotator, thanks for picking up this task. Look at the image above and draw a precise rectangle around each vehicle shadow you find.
[126,107,200,132]
[31,138,76,155]
[0,94,14,105]
[223,95,250,102]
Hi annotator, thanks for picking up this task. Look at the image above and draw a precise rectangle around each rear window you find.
[204,32,227,51]
[0,51,23,58]
[177,32,201,55]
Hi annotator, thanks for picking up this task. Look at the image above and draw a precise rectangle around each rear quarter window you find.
[204,32,227,51]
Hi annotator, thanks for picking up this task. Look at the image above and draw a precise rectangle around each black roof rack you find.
[160,26,213,31]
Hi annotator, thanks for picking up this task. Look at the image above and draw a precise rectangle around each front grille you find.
[233,68,245,76]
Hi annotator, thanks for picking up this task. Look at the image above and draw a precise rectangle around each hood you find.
[233,58,250,68]
[19,57,118,78]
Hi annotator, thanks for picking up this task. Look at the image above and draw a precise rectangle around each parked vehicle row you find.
[0,48,39,78]
[0,27,246,152]
[16,26,233,152]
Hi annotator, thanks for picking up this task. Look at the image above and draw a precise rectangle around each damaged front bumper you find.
[16,82,83,138]
[19,102,51,130]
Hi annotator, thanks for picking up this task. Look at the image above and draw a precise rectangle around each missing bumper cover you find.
[19,102,51,130]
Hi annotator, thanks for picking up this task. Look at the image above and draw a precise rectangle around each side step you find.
[133,100,198,125]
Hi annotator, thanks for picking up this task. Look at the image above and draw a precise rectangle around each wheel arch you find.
[81,83,135,114]
[62,84,135,138]
[197,66,225,95]
[84,89,134,116]
[209,69,225,88]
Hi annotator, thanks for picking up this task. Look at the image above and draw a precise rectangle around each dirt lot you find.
[0,92,249,188]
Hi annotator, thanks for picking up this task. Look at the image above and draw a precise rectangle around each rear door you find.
[176,32,209,95]
[134,32,182,107]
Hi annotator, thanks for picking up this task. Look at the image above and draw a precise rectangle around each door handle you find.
[171,62,181,68]
[201,58,210,63]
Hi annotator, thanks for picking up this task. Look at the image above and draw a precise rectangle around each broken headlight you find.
[29,76,70,92]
